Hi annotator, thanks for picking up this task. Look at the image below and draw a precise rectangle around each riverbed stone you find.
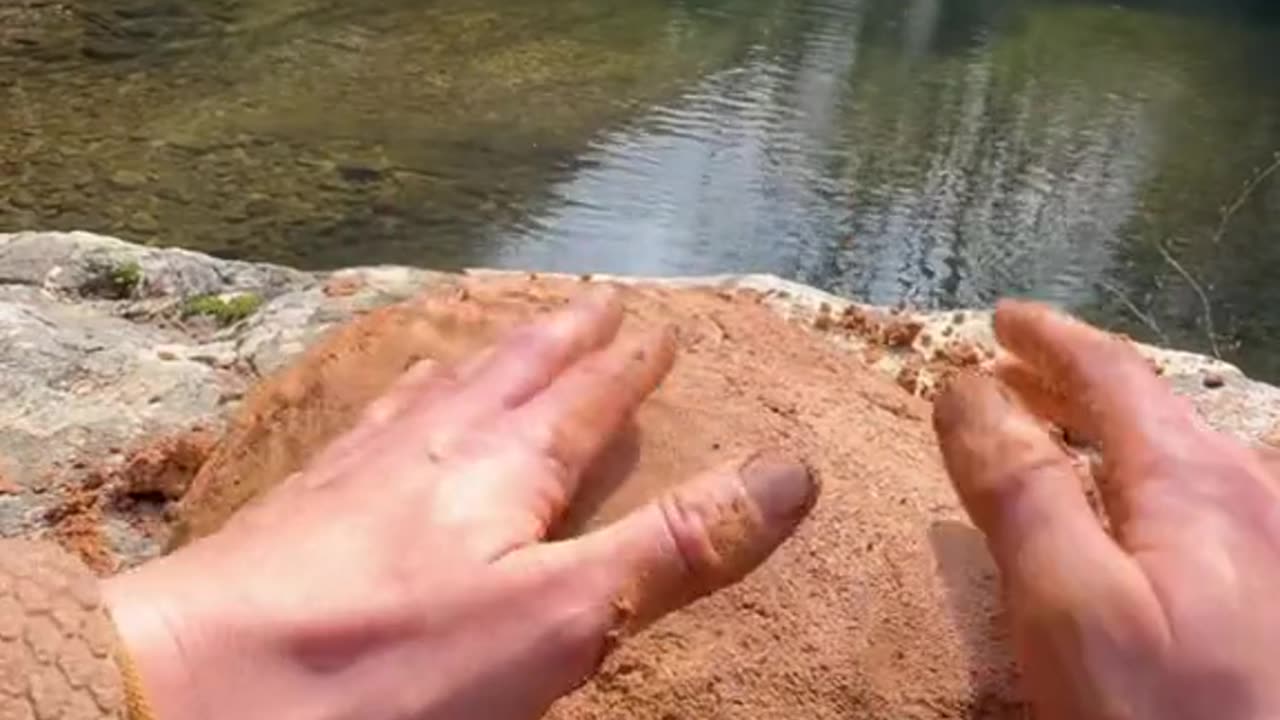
[1,231,1277,567]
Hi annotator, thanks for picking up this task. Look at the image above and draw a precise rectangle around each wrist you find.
[101,545,382,720]
[103,557,210,720]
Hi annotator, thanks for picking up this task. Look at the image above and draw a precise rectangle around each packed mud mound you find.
[177,275,1018,719]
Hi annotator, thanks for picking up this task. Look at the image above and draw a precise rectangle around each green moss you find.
[110,261,144,296]
[82,260,144,299]
[181,293,264,325]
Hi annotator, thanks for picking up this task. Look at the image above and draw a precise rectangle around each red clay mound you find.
[178,275,1019,719]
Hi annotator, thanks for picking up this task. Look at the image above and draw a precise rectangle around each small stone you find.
[337,165,383,184]
[155,186,191,204]
[29,473,53,494]
[190,352,236,368]
[108,170,146,190]
[1203,372,1226,389]
[812,305,833,331]
[0,475,20,495]
[126,212,158,233]
[244,195,277,217]
[324,275,364,298]
[9,190,35,209]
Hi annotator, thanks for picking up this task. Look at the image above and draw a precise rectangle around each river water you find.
[4,0,1280,378]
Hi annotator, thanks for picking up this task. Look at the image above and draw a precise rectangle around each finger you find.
[994,300,1201,480]
[932,374,1170,712]
[386,287,625,452]
[310,348,500,474]
[509,327,677,500]
[995,357,1094,444]
[933,374,1134,584]
[555,452,817,632]
[310,358,447,469]
[451,286,624,412]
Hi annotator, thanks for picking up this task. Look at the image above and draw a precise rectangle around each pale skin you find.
[104,288,818,720]
[935,300,1280,720]
[103,291,1280,720]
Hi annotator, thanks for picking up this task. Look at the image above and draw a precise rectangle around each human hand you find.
[103,288,817,720]
[933,300,1280,720]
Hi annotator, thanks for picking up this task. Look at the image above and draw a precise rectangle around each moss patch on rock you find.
[79,259,145,299]
[181,293,263,326]
[109,261,144,297]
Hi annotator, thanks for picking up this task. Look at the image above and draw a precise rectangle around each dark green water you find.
[4,0,1280,378]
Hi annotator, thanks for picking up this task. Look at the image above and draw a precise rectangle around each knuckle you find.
[514,416,581,473]
[510,323,574,363]
[655,489,728,589]
[576,354,629,388]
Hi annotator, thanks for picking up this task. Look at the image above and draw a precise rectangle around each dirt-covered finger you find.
[552,452,817,633]
[994,357,1095,444]
[509,327,677,503]
[450,286,624,412]
[934,374,1111,569]
[993,300,1202,487]
[994,300,1189,437]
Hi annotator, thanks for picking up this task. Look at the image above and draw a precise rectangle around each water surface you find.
[4,0,1280,378]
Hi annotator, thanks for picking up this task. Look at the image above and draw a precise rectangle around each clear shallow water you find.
[4,0,1280,378]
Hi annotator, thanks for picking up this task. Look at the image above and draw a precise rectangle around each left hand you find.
[103,287,817,720]
[933,301,1280,720]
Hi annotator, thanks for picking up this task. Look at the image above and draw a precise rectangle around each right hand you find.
[104,288,816,720]
[933,301,1280,720]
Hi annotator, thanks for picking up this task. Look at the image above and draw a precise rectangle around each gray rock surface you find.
[2,232,1277,568]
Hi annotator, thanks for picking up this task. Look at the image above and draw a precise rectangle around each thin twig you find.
[1155,239,1221,358]
[1212,151,1280,245]
[1094,278,1167,344]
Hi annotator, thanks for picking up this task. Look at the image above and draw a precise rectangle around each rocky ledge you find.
[2,231,1278,570]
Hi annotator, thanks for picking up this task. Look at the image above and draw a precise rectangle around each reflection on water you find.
[497,1,860,282]
[4,0,1280,378]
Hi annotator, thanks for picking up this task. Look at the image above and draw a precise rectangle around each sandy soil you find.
[173,275,1020,718]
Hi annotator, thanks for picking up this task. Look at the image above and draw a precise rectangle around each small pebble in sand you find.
[1203,372,1226,389]
[813,303,834,331]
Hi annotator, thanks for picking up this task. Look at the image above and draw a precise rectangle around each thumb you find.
[566,452,817,633]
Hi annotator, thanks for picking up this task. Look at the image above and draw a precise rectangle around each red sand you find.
[174,276,1019,718]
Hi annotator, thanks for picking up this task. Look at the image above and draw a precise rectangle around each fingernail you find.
[740,453,818,522]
